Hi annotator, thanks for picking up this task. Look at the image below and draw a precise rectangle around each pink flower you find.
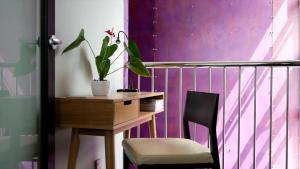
[105,29,115,37]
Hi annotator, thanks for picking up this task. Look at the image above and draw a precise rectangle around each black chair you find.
[122,91,220,169]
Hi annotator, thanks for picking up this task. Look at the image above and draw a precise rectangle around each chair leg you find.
[123,152,130,169]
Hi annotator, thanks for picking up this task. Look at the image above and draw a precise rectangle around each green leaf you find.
[99,59,111,80]
[95,55,103,75]
[106,44,118,59]
[96,36,118,80]
[96,36,118,77]
[124,42,134,57]
[124,40,142,59]
[128,57,150,77]
[99,36,110,57]
[99,58,109,76]
[96,55,111,80]
[128,40,141,58]
[62,29,85,54]
[124,40,149,77]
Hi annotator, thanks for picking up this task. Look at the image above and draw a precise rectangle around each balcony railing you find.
[134,60,300,169]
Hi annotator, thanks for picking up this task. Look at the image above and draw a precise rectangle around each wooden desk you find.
[55,92,164,169]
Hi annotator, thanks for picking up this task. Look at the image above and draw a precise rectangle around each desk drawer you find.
[114,100,139,124]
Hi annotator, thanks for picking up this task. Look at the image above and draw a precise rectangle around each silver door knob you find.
[49,35,62,50]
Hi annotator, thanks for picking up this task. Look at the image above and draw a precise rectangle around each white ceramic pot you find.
[91,80,110,96]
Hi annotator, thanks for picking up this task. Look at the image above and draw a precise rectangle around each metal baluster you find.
[223,67,227,169]
[165,69,169,138]
[151,68,155,138]
[137,75,141,138]
[253,67,257,169]
[209,67,212,92]
[138,75,141,91]
[208,67,212,147]
[193,67,197,141]
[238,66,241,169]
[298,68,300,169]
[179,68,183,138]
[286,66,289,169]
[151,68,155,92]
[269,67,273,169]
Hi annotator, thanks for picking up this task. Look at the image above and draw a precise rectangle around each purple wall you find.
[129,0,299,168]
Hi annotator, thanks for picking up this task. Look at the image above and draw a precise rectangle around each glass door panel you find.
[0,0,40,168]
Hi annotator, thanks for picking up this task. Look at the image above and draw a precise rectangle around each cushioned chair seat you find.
[122,138,213,165]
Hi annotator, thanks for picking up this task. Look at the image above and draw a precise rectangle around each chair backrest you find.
[183,91,219,130]
[183,91,221,168]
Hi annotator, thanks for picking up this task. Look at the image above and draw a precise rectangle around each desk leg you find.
[105,131,115,169]
[149,115,157,138]
[68,128,80,169]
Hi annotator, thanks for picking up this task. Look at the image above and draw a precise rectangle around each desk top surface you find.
[56,92,164,103]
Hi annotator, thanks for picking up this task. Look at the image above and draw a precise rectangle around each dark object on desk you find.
[117,82,139,92]
[117,88,139,92]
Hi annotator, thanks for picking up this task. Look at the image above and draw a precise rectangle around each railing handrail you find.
[140,59,297,169]
[144,60,300,68]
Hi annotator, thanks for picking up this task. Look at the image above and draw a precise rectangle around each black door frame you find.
[40,0,55,168]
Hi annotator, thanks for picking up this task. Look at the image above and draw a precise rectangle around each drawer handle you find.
[124,100,132,105]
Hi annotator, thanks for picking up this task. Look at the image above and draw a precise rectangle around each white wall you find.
[55,0,125,169]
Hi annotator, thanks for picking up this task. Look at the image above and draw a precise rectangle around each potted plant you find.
[62,28,150,95]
